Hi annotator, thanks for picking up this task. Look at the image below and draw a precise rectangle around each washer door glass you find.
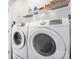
[33,33,56,56]
[14,32,22,45]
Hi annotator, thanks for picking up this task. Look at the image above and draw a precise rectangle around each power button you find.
[40,22,46,25]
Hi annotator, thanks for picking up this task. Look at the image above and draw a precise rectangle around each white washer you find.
[12,23,28,59]
[28,18,70,59]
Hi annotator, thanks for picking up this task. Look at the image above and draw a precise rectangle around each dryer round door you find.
[12,28,25,49]
[29,28,66,58]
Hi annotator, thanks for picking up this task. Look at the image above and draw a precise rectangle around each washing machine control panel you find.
[29,18,69,26]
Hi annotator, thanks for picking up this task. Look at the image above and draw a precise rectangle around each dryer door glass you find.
[14,32,22,45]
[33,33,56,56]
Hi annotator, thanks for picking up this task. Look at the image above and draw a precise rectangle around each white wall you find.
[9,0,71,24]
[9,0,34,24]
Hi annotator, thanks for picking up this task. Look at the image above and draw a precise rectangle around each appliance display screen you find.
[49,20,62,25]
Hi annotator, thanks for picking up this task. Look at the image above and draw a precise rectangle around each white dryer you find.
[12,23,28,59]
[28,18,70,59]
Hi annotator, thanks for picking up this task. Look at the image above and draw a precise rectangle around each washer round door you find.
[12,28,25,49]
[29,28,66,58]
